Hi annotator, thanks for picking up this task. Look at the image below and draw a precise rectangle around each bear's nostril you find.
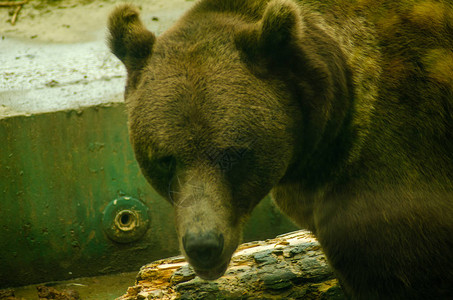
[183,231,224,267]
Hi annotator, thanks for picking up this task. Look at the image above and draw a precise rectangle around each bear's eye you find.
[215,147,252,173]
[154,156,176,174]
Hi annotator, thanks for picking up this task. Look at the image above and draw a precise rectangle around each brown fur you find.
[108,0,453,298]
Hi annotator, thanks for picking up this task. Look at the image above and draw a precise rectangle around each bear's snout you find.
[182,230,224,269]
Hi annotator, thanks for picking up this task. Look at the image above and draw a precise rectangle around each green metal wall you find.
[0,103,297,288]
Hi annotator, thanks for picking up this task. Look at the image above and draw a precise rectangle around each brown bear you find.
[108,0,453,298]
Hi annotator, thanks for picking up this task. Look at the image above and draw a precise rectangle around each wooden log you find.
[36,286,80,300]
[117,230,345,299]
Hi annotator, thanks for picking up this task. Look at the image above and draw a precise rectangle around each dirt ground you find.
[0,0,194,118]
[0,0,194,43]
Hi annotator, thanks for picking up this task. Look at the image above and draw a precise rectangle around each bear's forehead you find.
[133,69,291,159]
[151,37,240,73]
[151,12,243,62]
[144,40,261,104]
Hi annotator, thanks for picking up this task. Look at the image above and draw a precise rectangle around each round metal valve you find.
[102,196,150,243]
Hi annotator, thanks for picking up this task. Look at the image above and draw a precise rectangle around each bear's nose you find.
[182,231,224,268]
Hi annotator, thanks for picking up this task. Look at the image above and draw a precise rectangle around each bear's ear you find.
[235,0,304,62]
[108,4,155,72]
[235,0,328,85]
[258,0,303,57]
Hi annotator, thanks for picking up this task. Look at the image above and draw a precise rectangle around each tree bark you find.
[117,230,345,300]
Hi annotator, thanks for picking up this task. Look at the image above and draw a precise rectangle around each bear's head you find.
[108,0,350,279]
